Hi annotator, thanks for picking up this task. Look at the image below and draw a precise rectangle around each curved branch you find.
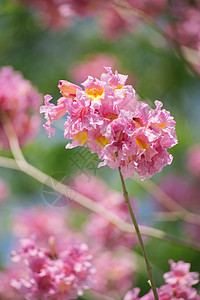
[135,178,200,226]
[0,155,199,251]
[0,117,200,251]
[113,0,200,79]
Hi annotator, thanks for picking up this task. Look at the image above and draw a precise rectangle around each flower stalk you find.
[118,167,159,300]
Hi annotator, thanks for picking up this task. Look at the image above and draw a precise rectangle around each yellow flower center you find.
[74,132,89,145]
[86,87,104,100]
[150,122,167,133]
[95,135,110,147]
[135,138,149,149]
[133,117,142,128]
[105,113,118,121]
[157,122,167,129]
[115,84,123,89]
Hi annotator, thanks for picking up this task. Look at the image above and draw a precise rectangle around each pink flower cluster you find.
[124,260,200,300]
[0,66,42,148]
[40,67,177,180]
[0,206,95,300]
[0,206,68,300]
[11,237,95,300]
[8,201,136,298]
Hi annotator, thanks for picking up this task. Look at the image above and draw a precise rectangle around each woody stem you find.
[118,167,159,300]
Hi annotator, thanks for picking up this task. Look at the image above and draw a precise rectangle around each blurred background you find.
[0,0,200,299]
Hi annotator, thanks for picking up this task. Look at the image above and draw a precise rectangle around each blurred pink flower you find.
[167,5,200,51]
[0,178,9,203]
[157,174,200,243]
[185,223,200,244]
[65,0,108,17]
[18,0,166,37]
[156,175,200,210]
[0,66,42,148]
[124,260,200,300]
[12,206,70,248]
[124,288,140,300]
[0,268,24,300]
[41,67,177,180]
[68,173,140,250]
[93,250,135,298]
[71,173,108,203]
[99,7,138,40]
[19,0,108,29]
[12,205,89,255]
[186,144,200,178]
[70,54,118,84]
[19,0,72,29]
[165,1,200,74]
[127,0,167,17]
[84,190,138,250]
[99,0,167,39]
[11,237,95,300]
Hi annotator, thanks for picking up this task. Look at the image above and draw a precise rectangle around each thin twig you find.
[118,167,159,300]
[149,211,182,222]
[113,0,200,79]
[2,115,25,162]
[135,178,200,226]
